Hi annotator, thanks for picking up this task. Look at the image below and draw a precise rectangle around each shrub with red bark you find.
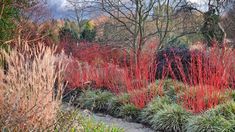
[59,39,235,112]
[158,44,235,113]
[60,40,160,108]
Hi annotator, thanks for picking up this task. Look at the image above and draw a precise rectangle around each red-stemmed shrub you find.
[161,42,235,113]
[59,38,235,112]
[60,40,161,108]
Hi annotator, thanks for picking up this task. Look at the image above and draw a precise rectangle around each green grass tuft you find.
[186,101,235,132]
[118,103,141,121]
[186,114,230,132]
[140,96,172,124]
[156,79,186,102]
[150,104,191,132]
[208,101,235,120]
[78,89,116,112]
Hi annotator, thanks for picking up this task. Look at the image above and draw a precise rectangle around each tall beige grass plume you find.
[0,43,67,130]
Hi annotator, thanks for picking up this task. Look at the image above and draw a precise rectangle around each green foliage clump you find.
[201,10,224,46]
[78,89,117,112]
[230,90,235,102]
[150,104,191,132]
[78,89,133,118]
[140,96,171,124]
[207,101,235,120]
[58,20,81,41]
[80,21,96,42]
[156,79,186,102]
[107,93,130,116]
[186,114,230,132]
[59,27,79,41]
[225,119,235,132]
[186,101,235,132]
[118,103,141,121]
[0,0,18,49]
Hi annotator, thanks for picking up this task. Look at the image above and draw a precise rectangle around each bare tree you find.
[67,0,203,64]
[99,0,188,63]
[67,0,233,63]
[152,0,202,48]
[99,0,204,56]
[66,0,87,27]
[66,0,102,28]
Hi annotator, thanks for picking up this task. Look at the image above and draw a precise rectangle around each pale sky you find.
[46,0,71,18]
[46,0,205,19]
[189,0,203,3]
[47,0,68,10]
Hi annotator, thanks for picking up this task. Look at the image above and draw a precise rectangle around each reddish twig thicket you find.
[58,40,161,108]
[59,40,235,112]
[161,42,235,113]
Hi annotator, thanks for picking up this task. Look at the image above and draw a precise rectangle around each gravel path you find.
[61,104,154,132]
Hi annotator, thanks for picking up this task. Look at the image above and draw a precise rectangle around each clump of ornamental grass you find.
[207,101,235,120]
[186,114,230,132]
[186,101,235,132]
[78,89,117,112]
[140,96,171,124]
[224,119,235,132]
[0,43,66,131]
[78,89,141,121]
[231,91,235,101]
[150,103,191,132]
[118,103,141,121]
[107,93,131,116]
[156,79,187,102]
[77,89,135,118]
